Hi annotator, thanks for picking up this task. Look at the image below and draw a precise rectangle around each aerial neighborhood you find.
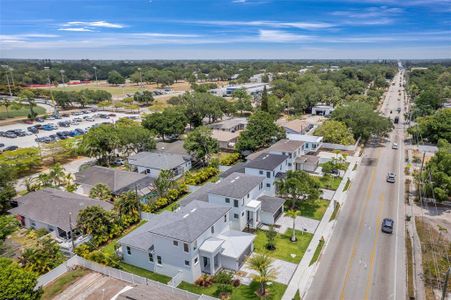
[0,58,450,299]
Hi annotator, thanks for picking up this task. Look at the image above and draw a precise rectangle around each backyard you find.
[253,229,313,264]
[42,268,89,300]
[287,198,330,221]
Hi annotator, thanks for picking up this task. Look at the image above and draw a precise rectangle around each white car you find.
[386,172,396,183]
[392,143,398,149]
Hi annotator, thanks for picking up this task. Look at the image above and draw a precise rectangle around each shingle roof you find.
[268,139,305,152]
[219,162,246,178]
[244,153,287,171]
[295,155,320,165]
[117,284,200,300]
[211,130,240,142]
[178,183,214,207]
[75,166,154,194]
[128,152,190,170]
[209,172,264,199]
[257,195,286,214]
[120,201,230,244]
[155,140,189,156]
[287,134,323,143]
[8,188,113,232]
[210,118,248,131]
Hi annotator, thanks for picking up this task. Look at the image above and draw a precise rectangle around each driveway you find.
[238,253,297,285]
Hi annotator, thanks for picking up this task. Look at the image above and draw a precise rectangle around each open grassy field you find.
[0,105,46,119]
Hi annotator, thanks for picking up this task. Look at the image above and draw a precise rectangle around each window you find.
[224,215,227,222]
[266,183,271,188]
[289,153,292,158]
[194,257,199,265]
[185,260,190,266]
[282,152,286,156]
[266,171,271,178]
[148,253,153,262]
[259,170,263,175]
[173,241,178,246]
[288,163,292,167]
[184,243,189,253]
[247,194,249,198]
[145,169,151,174]
[234,199,239,207]
[193,241,197,250]
[225,197,230,203]
[211,226,215,234]
[126,246,131,255]
[241,212,245,216]
[260,182,263,189]
[234,213,239,219]
[157,256,162,265]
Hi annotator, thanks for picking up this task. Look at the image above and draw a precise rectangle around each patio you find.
[262,215,320,234]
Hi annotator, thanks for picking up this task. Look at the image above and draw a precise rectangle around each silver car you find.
[386,172,396,183]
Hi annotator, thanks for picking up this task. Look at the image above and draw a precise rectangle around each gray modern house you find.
[128,152,192,179]
[119,200,255,283]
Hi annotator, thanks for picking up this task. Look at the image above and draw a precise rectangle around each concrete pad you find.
[238,254,297,285]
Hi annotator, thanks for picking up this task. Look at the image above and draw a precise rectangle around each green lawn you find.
[254,229,313,264]
[309,239,325,266]
[179,281,287,300]
[318,175,342,191]
[0,105,46,119]
[287,199,330,221]
[343,178,351,191]
[329,202,340,222]
[42,268,89,300]
[118,262,171,283]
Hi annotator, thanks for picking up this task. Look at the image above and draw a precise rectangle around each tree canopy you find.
[331,102,393,141]
[275,170,321,209]
[0,257,42,300]
[142,108,188,141]
[313,120,355,145]
[184,126,219,165]
[235,111,285,153]
[408,108,451,144]
[107,70,125,85]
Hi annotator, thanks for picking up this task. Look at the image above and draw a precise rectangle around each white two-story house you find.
[118,200,255,283]
[244,153,289,195]
[266,139,305,170]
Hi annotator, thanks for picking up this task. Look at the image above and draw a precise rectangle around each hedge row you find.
[184,166,220,186]
[143,184,188,213]
[219,153,240,166]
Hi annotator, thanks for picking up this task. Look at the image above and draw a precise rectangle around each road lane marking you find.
[339,148,380,300]
[364,193,385,300]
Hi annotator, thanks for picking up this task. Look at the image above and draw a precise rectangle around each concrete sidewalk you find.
[282,151,361,300]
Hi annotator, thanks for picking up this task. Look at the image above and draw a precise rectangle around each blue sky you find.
[1,0,450,59]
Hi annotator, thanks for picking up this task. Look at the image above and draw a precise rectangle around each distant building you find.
[277,118,313,135]
[224,83,269,97]
[311,104,334,116]
[295,155,320,173]
[209,117,248,132]
[155,140,189,156]
[287,134,323,153]
[211,130,240,150]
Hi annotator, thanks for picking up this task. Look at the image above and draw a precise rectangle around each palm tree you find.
[0,98,12,118]
[285,209,299,242]
[154,170,174,198]
[246,253,278,297]
[89,183,112,201]
[18,90,37,119]
[114,191,141,226]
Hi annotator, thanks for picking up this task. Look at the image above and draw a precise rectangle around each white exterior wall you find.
[244,160,288,196]
[221,255,239,270]
[261,211,275,225]
[132,161,191,179]
[23,217,59,236]
[269,148,303,171]
[121,210,231,283]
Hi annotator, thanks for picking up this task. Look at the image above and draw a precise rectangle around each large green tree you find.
[184,126,219,165]
[332,102,393,141]
[313,120,355,145]
[275,170,321,209]
[0,165,16,214]
[233,88,253,116]
[0,257,42,300]
[235,111,285,153]
[77,205,116,246]
[114,191,141,227]
[142,108,188,141]
[89,183,112,201]
[81,125,120,166]
[408,108,451,144]
[107,70,125,85]
[133,90,154,106]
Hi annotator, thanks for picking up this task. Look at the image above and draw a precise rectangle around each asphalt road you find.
[306,71,407,300]
[0,111,139,149]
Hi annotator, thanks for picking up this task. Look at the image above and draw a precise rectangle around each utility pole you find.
[442,267,450,300]
[1,65,12,96]
[44,67,59,117]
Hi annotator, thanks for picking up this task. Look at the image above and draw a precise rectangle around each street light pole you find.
[1,65,12,96]
[138,67,143,87]
[44,67,59,117]
[9,67,15,87]
[93,66,98,85]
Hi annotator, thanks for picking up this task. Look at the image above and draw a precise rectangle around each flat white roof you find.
[217,230,255,259]
[199,237,224,253]
[287,134,323,143]
[246,199,261,209]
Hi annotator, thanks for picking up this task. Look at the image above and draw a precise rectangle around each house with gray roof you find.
[246,139,305,169]
[75,166,154,196]
[128,151,191,179]
[244,153,289,195]
[209,117,248,132]
[8,188,113,240]
[119,200,255,284]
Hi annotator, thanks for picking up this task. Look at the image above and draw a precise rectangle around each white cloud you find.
[63,21,124,28]
[331,6,403,25]
[186,20,335,30]
[133,33,201,38]
[58,27,93,32]
[259,30,314,42]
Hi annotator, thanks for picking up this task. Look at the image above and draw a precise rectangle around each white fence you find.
[37,256,217,300]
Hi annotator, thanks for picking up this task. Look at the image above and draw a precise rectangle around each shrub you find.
[74,244,93,257]
[219,153,240,166]
[184,166,219,185]
[232,278,241,287]
[195,274,213,287]
[213,270,233,285]
[86,250,120,268]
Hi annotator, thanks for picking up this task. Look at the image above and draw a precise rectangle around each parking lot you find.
[0,111,141,149]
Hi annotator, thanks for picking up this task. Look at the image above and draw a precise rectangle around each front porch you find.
[245,200,261,229]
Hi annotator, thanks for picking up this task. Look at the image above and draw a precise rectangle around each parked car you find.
[35,117,45,122]
[73,117,83,122]
[381,218,394,234]
[61,113,70,118]
[41,124,56,131]
[90,108,98,112]
[83,116,95,121]
[392,143,398,150]
[46,116,56,120]
[56,132,68,139]
[22,119,33,124]
[3,145,18,151]
[98,114,110,119]
[386,172,396,183]
[0,143,5,148]
[27,126,39,134]
[108,113,116,117]
[74,128,86,134]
